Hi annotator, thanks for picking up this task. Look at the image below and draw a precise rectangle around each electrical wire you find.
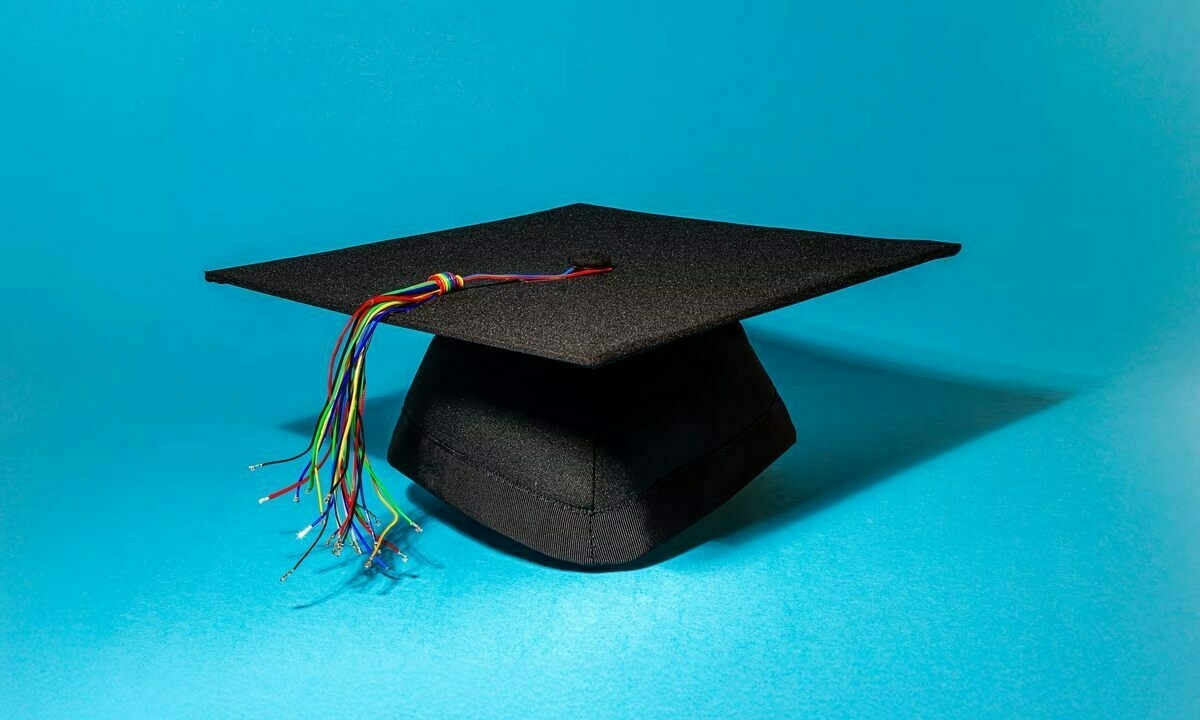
[253,265,612,580]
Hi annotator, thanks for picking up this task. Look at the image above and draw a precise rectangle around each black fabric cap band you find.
[388,322,797,565]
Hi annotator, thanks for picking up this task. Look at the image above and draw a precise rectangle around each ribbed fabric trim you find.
[389,393,796,566]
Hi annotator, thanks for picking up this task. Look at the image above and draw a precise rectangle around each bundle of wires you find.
[252,266,612,581]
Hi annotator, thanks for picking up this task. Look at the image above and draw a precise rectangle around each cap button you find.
[569,251,613,269]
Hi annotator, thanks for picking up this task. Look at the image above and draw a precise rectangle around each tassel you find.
[252,266,612,580]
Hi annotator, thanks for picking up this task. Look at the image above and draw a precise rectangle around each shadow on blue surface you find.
[282,332,1069,575]
[664,333,1071,564]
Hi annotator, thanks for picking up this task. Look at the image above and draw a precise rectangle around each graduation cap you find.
[206,203,959,575]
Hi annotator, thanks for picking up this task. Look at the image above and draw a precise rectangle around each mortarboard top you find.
[206,203,959,367]
[207,204,960,568]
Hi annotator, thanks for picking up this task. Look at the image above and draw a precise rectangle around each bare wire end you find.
[258,496,270,505]
[280,570,293,582]
[248,463,263,472]
[296,526,313,540]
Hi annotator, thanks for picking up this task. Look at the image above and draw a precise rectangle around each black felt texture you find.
[388,322,797,566]
[206,203,960,367]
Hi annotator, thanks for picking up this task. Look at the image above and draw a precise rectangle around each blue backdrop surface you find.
[1,2,1198,718]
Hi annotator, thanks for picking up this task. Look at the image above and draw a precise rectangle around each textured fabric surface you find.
[205,203,961,367]
[388,322,797,565]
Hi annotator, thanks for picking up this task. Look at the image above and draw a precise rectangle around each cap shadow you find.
[636,332,1071,566]
[280,332,1070,573]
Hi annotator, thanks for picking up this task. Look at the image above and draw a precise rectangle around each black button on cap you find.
[569,251,613,269]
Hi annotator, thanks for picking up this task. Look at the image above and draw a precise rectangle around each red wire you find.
[267,266,614,560]
[264,445,334,501]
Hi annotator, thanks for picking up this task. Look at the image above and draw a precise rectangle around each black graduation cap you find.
[207,203,959,569]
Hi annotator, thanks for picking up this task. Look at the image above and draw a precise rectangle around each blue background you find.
[2,1,1198,717]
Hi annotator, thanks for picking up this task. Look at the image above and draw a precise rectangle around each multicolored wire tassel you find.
[251,266,612,581]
